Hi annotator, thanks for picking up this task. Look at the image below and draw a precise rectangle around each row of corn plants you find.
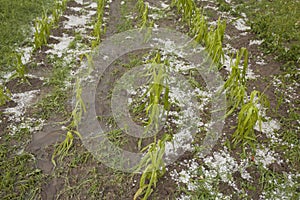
[51,78,86,166]
[131,2,172,198]
[221,49,269,152]
[52,0,107,166]
[134,51,172,200]
[172,0,226,69]
[130,1,269,198]
[171,0,269,153]
[34,0,68,50]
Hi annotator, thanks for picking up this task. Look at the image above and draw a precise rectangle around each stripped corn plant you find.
[134,135,171,200]
[205,18,226,68]
[136,0,145,17]
[144,52,170,132]
[232,90,269,152]
[171,0,196,25]
[52,79,85,166]
[92,0,105,48]
[136,1,154,42]
[172,0,225,69]
[52,0,68,25]
[133,52,171,199]
[191,8,208,44]
[223,47,248,117]
[136,52,170,149]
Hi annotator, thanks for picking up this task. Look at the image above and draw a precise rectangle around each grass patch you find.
[34,87,69,120]
[0,121,44,199]
[0,0,55,72]
[234,0,300,70]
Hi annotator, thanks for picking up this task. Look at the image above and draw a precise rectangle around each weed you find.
[216,0,231,12]
[0,85,11,106]
[276,109,300,168]
[236,0,300,69]
[122,55,144,69]
[0,122,44,199]
[258,164,300,199]
[34,87,68,119]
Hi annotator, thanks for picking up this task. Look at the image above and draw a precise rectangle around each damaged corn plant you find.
[9,52,30,84]
[92,0,106,48]
[232,90,269,153]
[51,78,85,167]
[171,0,195,25]
[172,0,269,156]
[223,47,249,117]
[133,51,171,200]
[52,0,68,25]
[173,0,226,68]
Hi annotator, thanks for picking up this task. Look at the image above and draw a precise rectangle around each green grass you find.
[34,87,68,119]
[0,121,44,199]
[233,0,300,70]
[0,0,55,72]
[116,1,134,32]
[0,85,11,106]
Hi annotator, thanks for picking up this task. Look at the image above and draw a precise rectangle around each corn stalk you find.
[205,18,226,68]
[34,10,52,50]
[171,0,196,25]
[191,8,208,44]
[92,0,106,48]
[223,47,248,117]
[136,52,170,149]
[52,0,68,25]
[232,90,269,151]
[9,52,30,84]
